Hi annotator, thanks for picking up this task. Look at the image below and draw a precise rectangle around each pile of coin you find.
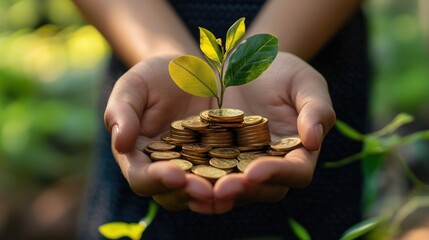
[143,108,302,182]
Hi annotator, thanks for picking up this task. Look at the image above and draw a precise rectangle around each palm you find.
[105,56,215,213]
[132,57,214,138]
[212,53,335,213]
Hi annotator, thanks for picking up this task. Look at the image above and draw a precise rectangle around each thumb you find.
[104,70,147,153]
[291,65,336,151]
[297,100,335,151]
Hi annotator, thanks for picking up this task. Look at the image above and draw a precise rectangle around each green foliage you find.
[339,217,382,240]
[288,218,312,240]
[169,55,218,97]
[225,17,245,55]
[199,27,223,63]
[224,34,278,87]
[168,17,278,108]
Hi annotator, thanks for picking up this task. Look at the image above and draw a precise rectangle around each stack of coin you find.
[150,151,181,161]
[267,136,302,156]
[199,128,235,147]
[143,108,302,182]
[162,120,200,146]
[180,143,212,165]
[235,117,271,148]
[206,108,244,124]
[143,141,178,160]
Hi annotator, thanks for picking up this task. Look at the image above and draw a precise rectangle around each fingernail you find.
[315,123,323,146]
[112,125,123,153]
[113,125,119,135]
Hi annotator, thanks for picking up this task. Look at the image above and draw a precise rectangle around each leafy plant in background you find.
[168,17,278,108]
[326,113,429,210]
[288,113,429,239]
[288,217,381,240]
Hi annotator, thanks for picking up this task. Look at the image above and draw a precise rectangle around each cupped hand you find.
[213,52,336,213]
[104,55,216,213]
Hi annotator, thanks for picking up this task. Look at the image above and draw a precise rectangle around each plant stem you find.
[395,149,429,188]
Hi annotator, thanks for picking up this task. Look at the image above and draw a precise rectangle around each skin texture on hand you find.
[103,52,335,214]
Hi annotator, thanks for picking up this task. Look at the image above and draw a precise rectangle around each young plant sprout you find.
[168,17,279,108]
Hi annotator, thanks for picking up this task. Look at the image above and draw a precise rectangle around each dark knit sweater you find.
[77,1,370,239]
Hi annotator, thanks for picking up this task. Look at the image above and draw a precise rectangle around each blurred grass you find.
[0,0,428,239]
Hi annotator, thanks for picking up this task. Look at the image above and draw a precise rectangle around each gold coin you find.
[237,160,253,172]
[266,149,288,156]
[161,134,197,145]
[237,137,272,145]
[237,152,260,161]
[147,141,176,151]
[181,150,209,158]
[208,108,244,123]
[199,109,212,122]
[243,115,263,125]
[180,152,210,162]
[182,143,212,153]
[209,158,238,169]
[209,148,240,159]
[181,117,209,130]
[270,136,302,151]
[209,122,247,128]
[150,151,181,161]
[191,165,227,179]
[170,120,189,131]
[143,146,155,155]
[203,143,235,148]
[235,128,270,137]
[169,159,193,171]
[235,118,268,132]
[242,141,271,147]
[234,145,266,152]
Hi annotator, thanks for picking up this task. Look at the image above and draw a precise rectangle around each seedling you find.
[169,17,279,108]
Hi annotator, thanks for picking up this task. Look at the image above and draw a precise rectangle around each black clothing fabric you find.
[77,1,369,239]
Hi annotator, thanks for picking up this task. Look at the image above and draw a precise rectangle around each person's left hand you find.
[211,52,336,213]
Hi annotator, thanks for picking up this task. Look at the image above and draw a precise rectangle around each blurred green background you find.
[0,0,428,239]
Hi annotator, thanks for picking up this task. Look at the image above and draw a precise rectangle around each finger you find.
[186,174,215,214]
[215,177,288,207]
[104,69,148,153]
[245,149,318,188]
[154,174,214,214]
[291,65,336,151]
[186,174,213,202]
[236,182,289,204]
[152,190,188,212]
[113,146,187,196]
[213,174,246,214]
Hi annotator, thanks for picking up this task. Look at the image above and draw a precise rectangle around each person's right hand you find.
[104,56,216,213]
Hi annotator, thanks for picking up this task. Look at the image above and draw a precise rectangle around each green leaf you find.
[199,27,223,63]
[336,120,365,141]
[340,217,381,240]
[169,55,218,97]
[372,113,414,137]
[225,17,246,54]
[224,34,278,87]
[98,222,145,240]
[288,218,312,240]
